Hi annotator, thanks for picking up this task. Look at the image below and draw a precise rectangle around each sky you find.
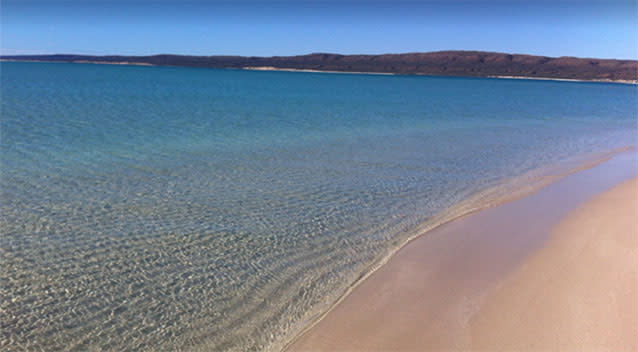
[1,0,636,59]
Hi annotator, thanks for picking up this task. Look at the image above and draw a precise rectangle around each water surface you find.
[1,62,636,351]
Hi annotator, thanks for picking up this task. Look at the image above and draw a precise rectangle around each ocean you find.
[1,61,636,351]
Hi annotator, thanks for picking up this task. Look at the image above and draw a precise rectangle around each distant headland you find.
[2,51,637,83]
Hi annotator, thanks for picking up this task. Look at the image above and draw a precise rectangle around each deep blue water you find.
[1,61,636,351]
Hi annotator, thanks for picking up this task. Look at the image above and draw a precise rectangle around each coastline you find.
[240,66,395,75]
[3,59,636,84]
[71,60,155,66]
[488,75,638,85]
[0,59,155,67]
[243,67,638,84]
[286,150,637,351]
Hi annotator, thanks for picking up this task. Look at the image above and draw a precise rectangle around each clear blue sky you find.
[2,0,636,59]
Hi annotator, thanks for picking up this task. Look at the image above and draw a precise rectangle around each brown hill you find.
[2,51,637,82]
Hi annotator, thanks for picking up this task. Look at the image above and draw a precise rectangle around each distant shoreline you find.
[0,59,156,67]
[72,60,155,66]
[488,75,637,85]
[241,66,395,75]
[2,54,637,84]
[242,67,637,84]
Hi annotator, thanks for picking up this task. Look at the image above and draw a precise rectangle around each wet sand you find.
[288,152,637,351]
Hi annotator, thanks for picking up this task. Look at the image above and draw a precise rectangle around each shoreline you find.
[0,59,156,67]
[285,150,637,351]
[2,59,636,84]
[240,66,395,75]
[72,60,155,66]
[488,74,638,85]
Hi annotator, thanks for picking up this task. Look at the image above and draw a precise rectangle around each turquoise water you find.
[1,62,636,351]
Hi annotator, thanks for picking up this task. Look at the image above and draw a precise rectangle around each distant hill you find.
[2,51,637,82]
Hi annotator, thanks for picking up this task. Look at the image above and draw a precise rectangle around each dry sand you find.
[288,153,637,351]
[469,177,637,351]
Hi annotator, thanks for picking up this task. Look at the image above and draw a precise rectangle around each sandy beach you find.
[469,177,637,351]
[288,152,637,351]
[489,75,638,85]
[241,66,395,75]
[242,67,636,84]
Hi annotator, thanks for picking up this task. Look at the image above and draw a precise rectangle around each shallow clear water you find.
[1,62,636,351]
